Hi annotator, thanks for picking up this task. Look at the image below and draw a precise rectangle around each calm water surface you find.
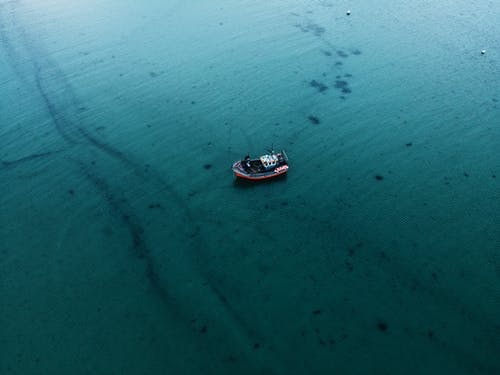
[1,0,499,374]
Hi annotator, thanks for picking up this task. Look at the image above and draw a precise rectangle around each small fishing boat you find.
[232,150,289,180]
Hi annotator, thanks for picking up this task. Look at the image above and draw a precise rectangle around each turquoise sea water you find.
[1,0,499,374]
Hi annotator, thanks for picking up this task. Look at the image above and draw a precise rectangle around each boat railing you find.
[281,150,288,163]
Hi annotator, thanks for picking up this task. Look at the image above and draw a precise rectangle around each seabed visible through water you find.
[1,0,499,374]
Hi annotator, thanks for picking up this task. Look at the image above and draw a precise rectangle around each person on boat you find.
[244,155,251,169]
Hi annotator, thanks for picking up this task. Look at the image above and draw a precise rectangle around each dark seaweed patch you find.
[295,22,326,36]
[149,71,164,78]
[321,50,332,56]
[79,128,127,163]
[313,309,322,315]
[375,175,384,181]
[377,321,388,332]
[11,25,90,145]
[336,50,349,58]
[204,163,212,170]
[334,61,343,66]
[253,343,260,349]
[344,73,352,78]
[333,80,352,95]
[406,142,413,147]
[79,163,172,307]
[313,327,328,347]
[1,150,57,168]
[310,79,328,92]
[35,74,79,144]
[148,203,162,209]
[200,325,207,334]
[334,80,348,89]
[350,49,362,55]
[308,115,321,125]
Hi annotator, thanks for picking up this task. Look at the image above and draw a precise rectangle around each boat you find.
[232,150,289,180]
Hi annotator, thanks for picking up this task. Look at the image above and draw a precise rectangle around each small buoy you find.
[346,10,351,16]
[481,49,486,55]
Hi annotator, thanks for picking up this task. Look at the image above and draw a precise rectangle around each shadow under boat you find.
[232,172,288,189]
